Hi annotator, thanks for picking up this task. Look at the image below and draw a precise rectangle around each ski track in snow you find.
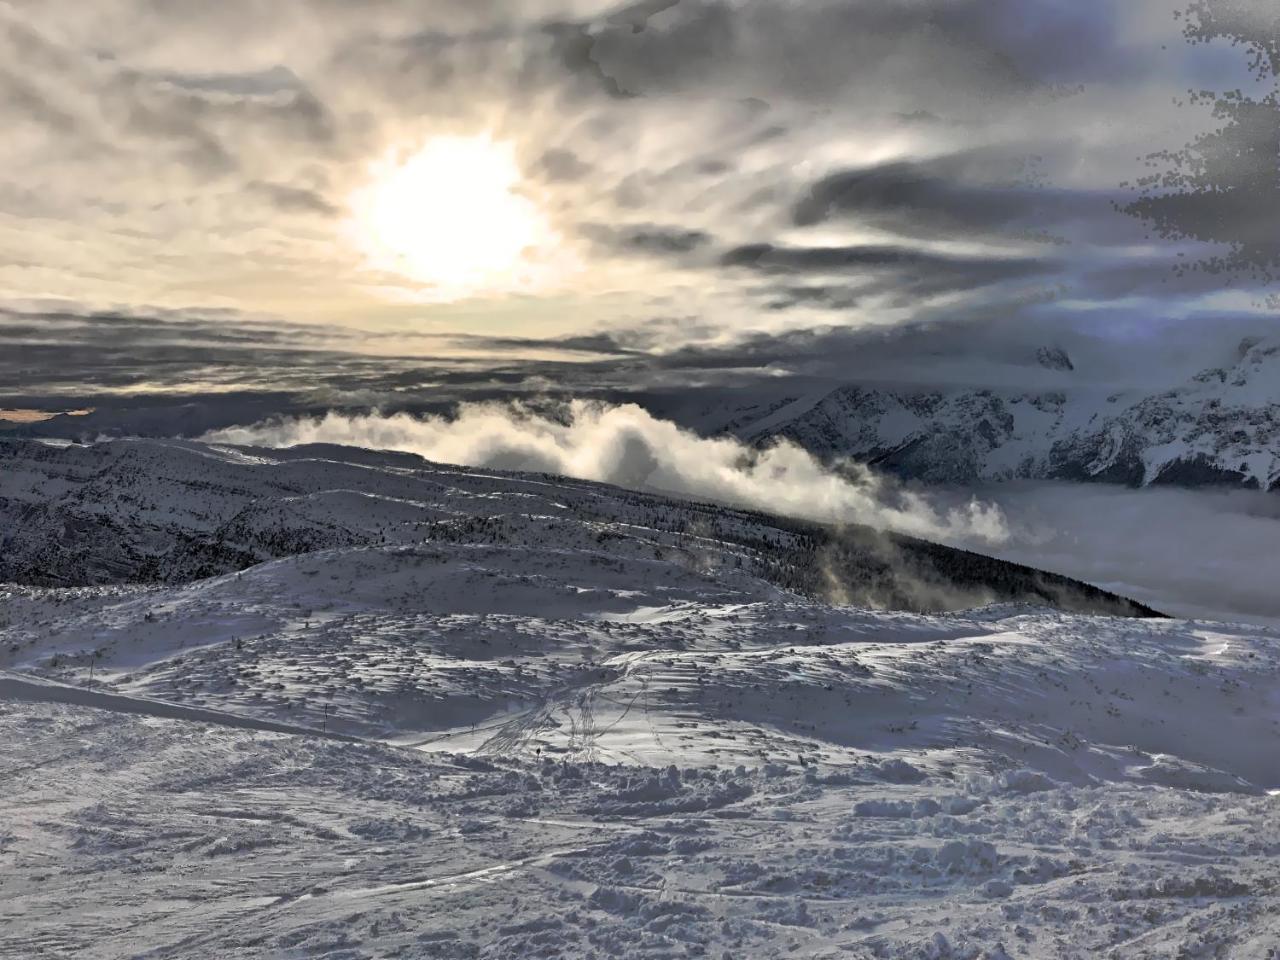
[1,440,1279,957]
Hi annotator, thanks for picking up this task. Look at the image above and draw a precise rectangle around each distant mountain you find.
[734,338,1280,489]
[1036,345,1075,371]
[0,437,1159,617]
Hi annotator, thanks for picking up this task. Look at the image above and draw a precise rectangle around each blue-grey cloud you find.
[0,0,1273,406]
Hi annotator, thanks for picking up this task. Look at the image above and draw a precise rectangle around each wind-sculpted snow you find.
[2,437,1276,957]
[5,700,1274,960]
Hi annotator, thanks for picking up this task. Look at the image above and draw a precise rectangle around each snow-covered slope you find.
[738,338,1280,489]
[0,436,1158,616]
[2,438,1278,958]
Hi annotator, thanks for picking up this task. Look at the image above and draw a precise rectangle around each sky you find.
[1,0,1277,404]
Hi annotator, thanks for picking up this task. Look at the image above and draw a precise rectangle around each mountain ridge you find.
[733,337,1280,489]
[0,436,1159,617]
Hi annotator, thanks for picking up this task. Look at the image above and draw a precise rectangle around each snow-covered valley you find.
[2,439,1278,958]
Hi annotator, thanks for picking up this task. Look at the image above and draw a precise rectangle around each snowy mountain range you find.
[11,337,1280,496]
[3,437,1279,957]
[729,338,1280,489]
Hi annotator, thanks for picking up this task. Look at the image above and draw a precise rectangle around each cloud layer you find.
[946,482,1280,625]
[204,402,1009,545]
[1,0,1273,365]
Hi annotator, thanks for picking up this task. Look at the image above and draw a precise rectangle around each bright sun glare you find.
[352,135,562,300]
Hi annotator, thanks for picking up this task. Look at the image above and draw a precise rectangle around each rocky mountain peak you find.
[1035,346,1074,372]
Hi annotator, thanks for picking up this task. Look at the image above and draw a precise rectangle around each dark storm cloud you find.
[576,0,1038,104]
[1112,3,1280,287]
[1121,91,1280,282]
[0,304,378,395]
[564,304,1277,391]
[722,243,1041,276]
[722,242,1053,302]
[567,0,1170,108]
[450,332,646,357]
[581,223,714,258]
[758,285,864,312]
[544,20,634,100]
[1,305,314,346]
[0,302,642,405]
[543,0,1274,323]
[1,0,1273,414]
[602,319,1049,378]
[791,150,1086,240]
[449,313,1067,382]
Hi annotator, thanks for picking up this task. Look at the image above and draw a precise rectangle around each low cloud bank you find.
[945,482,1280,626]
[204,401,1008,545]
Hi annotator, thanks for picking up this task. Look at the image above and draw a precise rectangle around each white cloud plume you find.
[204,401,1008,545]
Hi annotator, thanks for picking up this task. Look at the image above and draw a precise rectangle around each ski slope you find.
[1,439,1277,957]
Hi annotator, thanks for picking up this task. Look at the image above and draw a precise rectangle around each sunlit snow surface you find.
[1,441,1278,957]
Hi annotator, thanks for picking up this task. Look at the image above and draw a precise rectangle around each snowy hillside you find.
[735,338,1280,489]
[0,437,1157,616]
[2,439,1278,958]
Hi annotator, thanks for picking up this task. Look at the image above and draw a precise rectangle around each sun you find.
[351,135,562,300]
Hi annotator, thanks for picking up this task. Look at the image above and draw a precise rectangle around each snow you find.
[2,440,1278,956]
[739,337,1280,491]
